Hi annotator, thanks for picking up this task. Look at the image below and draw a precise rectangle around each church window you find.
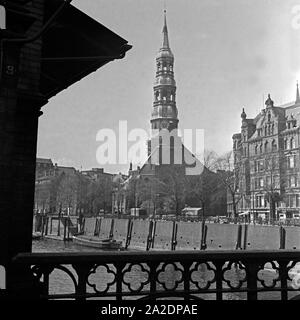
[268,113,271,122]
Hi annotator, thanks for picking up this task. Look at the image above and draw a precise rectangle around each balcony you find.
[10,250,300,300]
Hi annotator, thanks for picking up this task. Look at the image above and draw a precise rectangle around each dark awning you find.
[41,0,132,99]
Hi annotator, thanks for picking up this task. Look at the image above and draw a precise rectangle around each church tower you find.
[151,10,178,132]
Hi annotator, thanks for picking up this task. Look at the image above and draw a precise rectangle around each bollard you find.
[235,224,242,250]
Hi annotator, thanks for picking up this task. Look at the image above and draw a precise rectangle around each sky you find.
[37,0,300,173]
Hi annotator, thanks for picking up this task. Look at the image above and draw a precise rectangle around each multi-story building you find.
[230,86,300,220]
[34,158,113,215]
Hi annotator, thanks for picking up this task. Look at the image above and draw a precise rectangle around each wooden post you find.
[49,217,52,234]
[125,219,133,249]
[279,226,286,249]
[67,217,70,240]
[109,219,115,240]
[243,224,248,250]
[151,220,157,249]
[63,217,67,241]
[200,220,207,250]
[45,216,49,236]
[146,220,154,251]
[171,221,178,251]
[235,224,242,250]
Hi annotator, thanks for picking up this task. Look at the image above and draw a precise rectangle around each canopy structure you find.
[40,0,132,99]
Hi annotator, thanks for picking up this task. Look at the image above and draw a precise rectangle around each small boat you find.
[72,235,123,250]
[32,231,42,240]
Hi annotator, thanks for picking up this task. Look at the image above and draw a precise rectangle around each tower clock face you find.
[161,120,168,129]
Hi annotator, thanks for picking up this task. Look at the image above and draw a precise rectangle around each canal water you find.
[32,238,300,300]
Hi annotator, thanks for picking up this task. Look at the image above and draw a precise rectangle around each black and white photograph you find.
[0,0,300,315]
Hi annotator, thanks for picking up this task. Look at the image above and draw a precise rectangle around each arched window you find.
[271,124,274,134]
[265,140,269,153]
[291,137,296,149]
[0,6,6,29]
[284,139,288,150]
[260,144,263,154]
[264,126,267,136]
[255,145,258,155]
[155,91,159,101]
[272,140,277,151]
[268,112,271,122]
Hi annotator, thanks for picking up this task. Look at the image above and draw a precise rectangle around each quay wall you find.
[33,215,300,251]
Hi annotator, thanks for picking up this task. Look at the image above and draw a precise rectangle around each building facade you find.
[230,87,300,220]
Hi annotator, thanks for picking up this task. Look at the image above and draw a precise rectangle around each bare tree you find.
[187,150,221,218]
[214,151,243,219]
[263,154,285,221]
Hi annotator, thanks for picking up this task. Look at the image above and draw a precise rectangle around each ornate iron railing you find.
[12,250,300,300]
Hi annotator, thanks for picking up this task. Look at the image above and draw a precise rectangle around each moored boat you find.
[72,235,123,250]
[32,231,42,240]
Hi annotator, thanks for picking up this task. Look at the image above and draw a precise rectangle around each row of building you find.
[230,87,300,221]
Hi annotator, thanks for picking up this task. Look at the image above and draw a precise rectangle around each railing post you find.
[182,261,191,301]
[73,264,91,301]
[149,261,159,301]
[115,262,126,301]
[246,263,258,300]
[215,261,223,300]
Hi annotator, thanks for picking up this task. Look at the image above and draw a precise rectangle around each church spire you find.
[162,10,170,49]
[151,9,178,132]
[296,81,300,104]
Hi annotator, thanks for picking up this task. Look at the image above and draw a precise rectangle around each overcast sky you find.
[37,0,300,173]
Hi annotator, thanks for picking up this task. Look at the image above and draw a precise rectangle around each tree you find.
[214,151,243,219]
[157,165,188,216]
[263,154,285,221]
[186,150,221,218]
